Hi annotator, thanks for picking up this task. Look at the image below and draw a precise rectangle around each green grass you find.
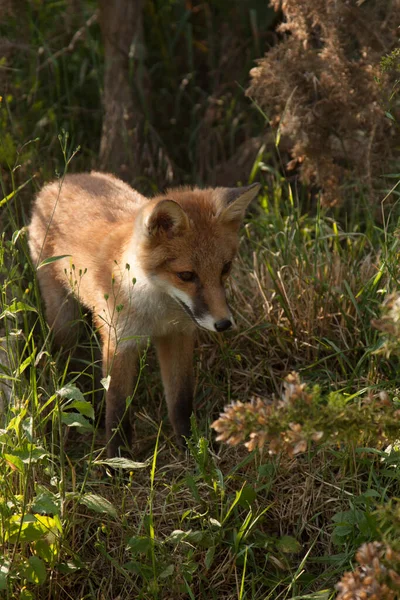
[1,1,400,598]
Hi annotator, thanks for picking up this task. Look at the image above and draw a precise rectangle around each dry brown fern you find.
[247,0,400,206]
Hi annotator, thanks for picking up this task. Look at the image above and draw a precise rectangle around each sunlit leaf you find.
[37,255,71,269]
[61,412,93,432]
[24,556,47,585]
[80,493,117,518]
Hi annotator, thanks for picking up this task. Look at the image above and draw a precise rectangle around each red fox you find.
[28,172,260,456]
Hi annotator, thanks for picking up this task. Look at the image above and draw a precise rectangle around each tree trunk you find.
[98,0,145,179]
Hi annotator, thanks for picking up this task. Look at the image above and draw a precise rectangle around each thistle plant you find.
[336,542,400,600]
[212,372,400,457]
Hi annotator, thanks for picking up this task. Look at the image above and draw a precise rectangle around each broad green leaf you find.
[205,545,215,570]
[80,493,117,518]
[184,530,204,544]
[159,564,174,579]
[4,453,25,472]
[57,383,85,402]
[276,535,301,554]
[24,556,47,585]
[333,525,353,537]
[6,515,48,543]
[168,529,204,545]
[15,353,35,376]
[6,301,37,314]
[34,515,59,541]
[127,535,152,554]
[67,400,94,420]
[236,485,257,507]
[34,539,58,564]
[7,445,47,465]
[54,560,82,574]
[0,560,10,590]
[61,412,93,432]
[31,491,60,516]
[37,255,71,269]
[168,530,186,544]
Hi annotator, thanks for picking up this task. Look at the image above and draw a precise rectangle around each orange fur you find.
[28,171,259,456]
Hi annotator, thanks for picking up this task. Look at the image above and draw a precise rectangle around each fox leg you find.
[100,334,137,457]
[36,269,80,348]
[154,332,194,445]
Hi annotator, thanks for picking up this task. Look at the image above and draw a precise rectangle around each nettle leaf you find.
[159,564,174,579]
[34,539,58,564]
[276,535,302,554]
[54,560,82,574]
[66,400,94,420]
[31,491,60,516]
[0,429,10,443]
[205,545,215,570]
[95,457,149,470]
[57,383,85,402]
[7,444,48,465]
[6,515,48,543]
[168,529,186,544]
[236,485,257,507]
[7,300,37,314]
[0,560,10,591]
[127,535,152,554]
[61,412,94,432]
[80,493,117,518]
[4,453,25,472]
[24,556,47,585]
[37,255,71,269]
[168,529,205,546]
[16,353,35,376]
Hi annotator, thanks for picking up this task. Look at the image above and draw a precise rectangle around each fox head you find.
[136,183,260,332]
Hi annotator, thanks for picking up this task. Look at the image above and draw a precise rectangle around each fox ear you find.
[216,183,261,225]
[145,199,188,237]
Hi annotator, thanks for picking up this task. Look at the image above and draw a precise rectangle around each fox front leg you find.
[154,332,195,446]
[101,337,138,457]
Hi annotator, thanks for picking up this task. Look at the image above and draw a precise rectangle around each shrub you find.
[247,0,400,205]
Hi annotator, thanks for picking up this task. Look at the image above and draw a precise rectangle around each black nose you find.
[214,319,232,332]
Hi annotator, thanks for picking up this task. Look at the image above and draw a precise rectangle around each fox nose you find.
[214,319,232,332]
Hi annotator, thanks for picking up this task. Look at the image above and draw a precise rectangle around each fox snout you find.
[173,290,235,333]
[191,293,236,333]
[214,318,233,332]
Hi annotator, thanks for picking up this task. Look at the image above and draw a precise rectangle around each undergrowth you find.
[1,1,400,599]
[1,160,400,598]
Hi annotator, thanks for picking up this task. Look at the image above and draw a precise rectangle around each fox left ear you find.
[145,199,189,238]
[216,183,261,225]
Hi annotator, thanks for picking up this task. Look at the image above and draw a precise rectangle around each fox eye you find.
[221,261,232,276]
[177,271,196,282]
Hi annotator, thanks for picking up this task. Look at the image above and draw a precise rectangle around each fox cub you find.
[28,172,260,456]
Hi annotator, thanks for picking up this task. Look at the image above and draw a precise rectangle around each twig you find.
[37,10,99,71]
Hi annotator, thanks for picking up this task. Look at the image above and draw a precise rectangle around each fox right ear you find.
[216,183,261,226]
[145,199,189,238]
